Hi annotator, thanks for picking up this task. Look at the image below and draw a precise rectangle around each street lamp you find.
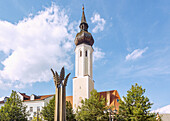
[104,109,112,121]
[112,109,117,121]
[104,109,117,121]
[34,111,42,121]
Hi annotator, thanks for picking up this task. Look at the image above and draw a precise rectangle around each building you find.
[0,90,120,120]
[0,97,8,109]
[160,114,170,121]
[73,6,94,110]
[0,92,54,120]
[72,6,120,111]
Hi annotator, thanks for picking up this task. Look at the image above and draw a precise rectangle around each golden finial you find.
[82,4,84,11]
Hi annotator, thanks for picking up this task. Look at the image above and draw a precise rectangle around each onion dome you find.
[74,6,94,46]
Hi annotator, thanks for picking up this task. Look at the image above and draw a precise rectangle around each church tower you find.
[73,6,94,110]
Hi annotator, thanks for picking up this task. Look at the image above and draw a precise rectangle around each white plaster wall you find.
[30,95,35,100]
[85,53,88,75]
[73,76,94,110]
[88,77,94,98]
[73,44,94,110]
[17,92,24,101]
[90,52,93,79]
[75,44,93,78]
[43,96,54,106]
[73,77,88,109]
[23,96,53,120]
[23,100,44,120]
[78,54,83,76]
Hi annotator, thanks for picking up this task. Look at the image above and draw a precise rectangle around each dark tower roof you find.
[74,6,94,46]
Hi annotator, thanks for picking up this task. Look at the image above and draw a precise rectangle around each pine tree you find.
[75,89,108,121]
[0,90,29,121]
[118,83,156,121]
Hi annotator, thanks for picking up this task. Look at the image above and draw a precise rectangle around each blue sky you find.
[0,0,170,110]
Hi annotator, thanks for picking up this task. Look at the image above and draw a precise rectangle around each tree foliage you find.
[118,83,156,121]
[41,96,75,121]
[66,101,75,121]
[75,89,108,121]
[32,116,42,121]
[41,96,55,121]
[0,90,29,121]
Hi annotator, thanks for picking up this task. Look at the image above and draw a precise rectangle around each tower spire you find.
[74,5,94,46]
[81,5,86,23]
[79,5,88,31]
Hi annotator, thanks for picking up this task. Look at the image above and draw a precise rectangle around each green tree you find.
[0,90,29,121]
[31,116,42,121]
[75,89,108,121]
[41,96,75,121]
[118,83,156,121]
[66,101,75,121]
[41,96,55,121]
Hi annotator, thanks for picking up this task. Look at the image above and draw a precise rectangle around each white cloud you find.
[0,4,104,89]
[152,105,170,114]
[0,97,4,101]
[126,47,148,61]
[0,4,79,88]
[91,13,106,33]
[93,47,105,62]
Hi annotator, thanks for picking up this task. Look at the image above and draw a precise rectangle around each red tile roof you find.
[0,90,120,111]
[65,90,121,110]
[0,101,4,104]
[66,96,73,106]
[0,94,54,103]
[20,93,30,100]
[24,94,54,101]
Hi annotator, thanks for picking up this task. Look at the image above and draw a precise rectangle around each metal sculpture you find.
[51,67,71,121]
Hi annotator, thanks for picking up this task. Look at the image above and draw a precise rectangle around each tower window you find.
[85,50,88,57]
[80,51,82,57]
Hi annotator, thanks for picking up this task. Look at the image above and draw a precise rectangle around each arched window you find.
[80,50,82,57]
[85,50,88,57]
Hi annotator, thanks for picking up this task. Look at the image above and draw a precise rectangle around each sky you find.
[0,0,170,110]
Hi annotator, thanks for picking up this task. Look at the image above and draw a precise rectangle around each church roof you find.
[74,6,94,46]
[65,90,120,110]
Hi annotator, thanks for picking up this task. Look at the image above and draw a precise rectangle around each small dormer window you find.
[85,50,87,57]
[30,94,35,100]
[80,51,82,57]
